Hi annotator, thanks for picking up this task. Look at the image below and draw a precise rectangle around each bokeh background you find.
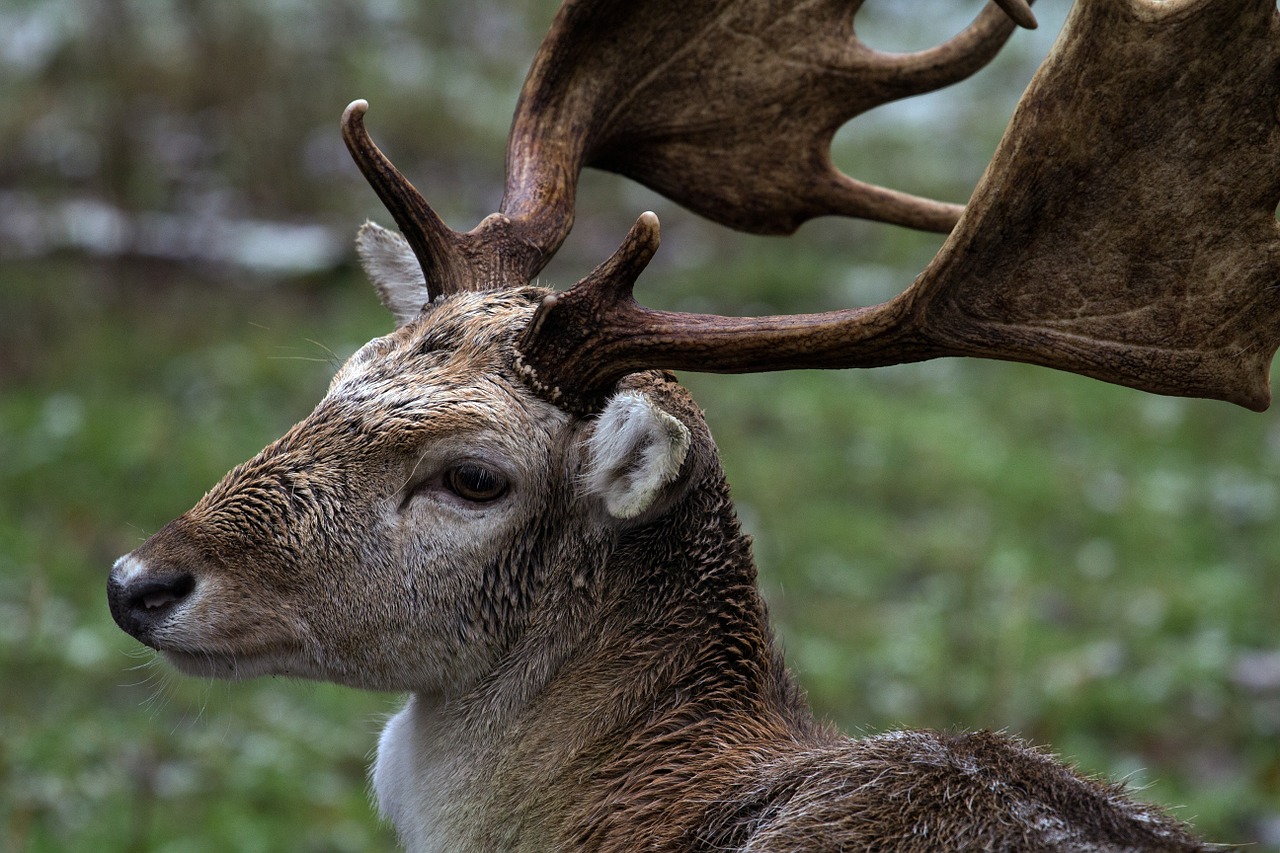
[4,0,1280,849]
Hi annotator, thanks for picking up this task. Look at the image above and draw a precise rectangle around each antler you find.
[517,0,1280,412]
[342,101,548,298]
[510,0,1034,236]
[343,1,1036,300]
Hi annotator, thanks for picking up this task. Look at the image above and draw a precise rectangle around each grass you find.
[3,246,1279,850]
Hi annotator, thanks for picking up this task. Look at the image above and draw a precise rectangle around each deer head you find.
[110,0,1050,689]
[107,276,717,694]
[108,0,1277,849]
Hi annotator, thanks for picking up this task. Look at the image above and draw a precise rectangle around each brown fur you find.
[110,290,1212,851]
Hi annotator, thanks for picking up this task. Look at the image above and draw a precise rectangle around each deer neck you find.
[373,467,815,852]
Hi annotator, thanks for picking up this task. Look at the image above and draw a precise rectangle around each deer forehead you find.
[325,289,553,422]
[182,297,576,545]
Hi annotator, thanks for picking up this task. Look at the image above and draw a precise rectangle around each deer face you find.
[107,226,693,695]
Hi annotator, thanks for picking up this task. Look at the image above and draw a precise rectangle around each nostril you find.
[128,574,195,611]
[124,574,195,616]
[108,559,197,641]
[141,589,177,610]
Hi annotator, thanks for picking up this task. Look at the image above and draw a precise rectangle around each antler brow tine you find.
[341,100,469,299]
[515,212,663,411]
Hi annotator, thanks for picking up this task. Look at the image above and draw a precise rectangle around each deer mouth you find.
[159,641,307,681]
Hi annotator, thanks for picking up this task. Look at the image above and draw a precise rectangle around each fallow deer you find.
[108,0,1280,849]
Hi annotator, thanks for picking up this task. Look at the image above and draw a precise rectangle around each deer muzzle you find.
[107,553,197,646]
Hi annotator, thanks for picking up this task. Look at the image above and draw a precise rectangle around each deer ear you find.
[356,221,430,326]
[585,390,692,521]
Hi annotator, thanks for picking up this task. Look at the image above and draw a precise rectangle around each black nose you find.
[107,571,195,642]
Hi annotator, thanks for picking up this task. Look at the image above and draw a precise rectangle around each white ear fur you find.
[586,391,692,520]
[356,221,430,326]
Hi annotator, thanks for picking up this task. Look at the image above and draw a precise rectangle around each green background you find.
[3,1,1278,849]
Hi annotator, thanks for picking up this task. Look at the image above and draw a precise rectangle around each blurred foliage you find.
[3,0,1279,851]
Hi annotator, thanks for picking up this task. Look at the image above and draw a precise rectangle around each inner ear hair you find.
[586,390,692,521]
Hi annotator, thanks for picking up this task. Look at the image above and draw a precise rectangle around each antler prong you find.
[821,177,965,234]
[342,99,463,298]
[579,210,661,303]
[862,4,1028,101]
[516,212,662,411]
[993,0,1037,29]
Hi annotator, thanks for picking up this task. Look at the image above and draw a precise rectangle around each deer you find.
[107,0,1280,849]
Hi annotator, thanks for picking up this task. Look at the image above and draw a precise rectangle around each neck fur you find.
[373,467,816,852]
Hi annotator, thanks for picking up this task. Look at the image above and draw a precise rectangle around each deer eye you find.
[443,463,508,503]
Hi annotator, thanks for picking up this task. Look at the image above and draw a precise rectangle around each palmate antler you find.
[343,0,1035,297]
[349,0,1280,413]
[517,0,1280,412]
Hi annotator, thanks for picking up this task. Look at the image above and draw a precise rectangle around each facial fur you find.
[111,288,596,694]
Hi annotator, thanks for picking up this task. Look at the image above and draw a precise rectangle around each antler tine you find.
[343,99,560,294]
[342,100,464,299]
[516,212,663,411]
[993,0,1037,30]
[854,3,1032,103]
[517,0,1280,413]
